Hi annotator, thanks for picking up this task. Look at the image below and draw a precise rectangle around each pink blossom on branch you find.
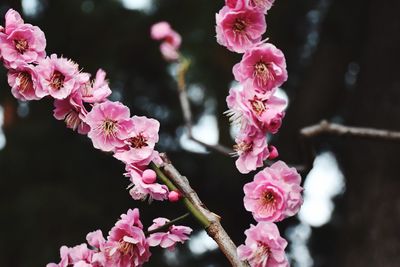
[233,43,287,95]
[226,82,286,134]
[106,208,151,267]
[147,217,193,251]
[237,222,289,267]
[150,21,181,61]
[80,69,112,103]
[84,101,134,152]
[53,91,90,135]
[125,165,169,201]
[114,115,160,165]
[226,0,275,14]
[3,9,24,34]
[0,19,46,68]
[216,6,266,53]
[243,161,303,222]
[35,54,84,99]
[7,63,41,101]
[46,243,94,267]
[233,125,270,174]
[0,9,46,68]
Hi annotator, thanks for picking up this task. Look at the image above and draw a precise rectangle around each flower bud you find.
[168,191,180,202]
[142,169,157,184]
[268,145,279,159]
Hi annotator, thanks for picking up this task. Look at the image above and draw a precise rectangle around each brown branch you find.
[176,58,234,156]
[301,120,400,140]
[159,153,249,267]
[299,120,400,172]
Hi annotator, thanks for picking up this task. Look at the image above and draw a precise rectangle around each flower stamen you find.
[129,133,148,149]
[14,39,29,54]
[17,72,32,92]
[50,71,65,90]
[233,18,247,33]
[249,96,266,115]
[102,119,117,136]
[254,61,274,87]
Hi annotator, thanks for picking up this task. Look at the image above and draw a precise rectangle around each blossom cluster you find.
[217,0,286,174]
[215,1,304,266]
[0,9,192,266]
[47,209,192,267]
[0,9,171,203]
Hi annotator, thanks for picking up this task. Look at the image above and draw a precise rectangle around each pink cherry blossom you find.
[216,6,266,53]
[225,0,246,9]
[147,218,192,251]
[226,82,286,133]
[125,164,168,201]
[46,244,94,267]
[86,230,106,250]
[35,54,84,99]
[86,230,107,266]
[0,23,46,68]
[237,222,289,267]
[243,161,303,222]
[3,9,24,34]
[159,42,180,61]
[106,209,151,267]
[114,116,160,165]
[7,63,41,100]
[53,91,90,134]
[248,0,275,13]
[151,21,181,61]
[233,43,287,93]
[84,101,134,152]
[233,125,269,174]
[227,0,275,13]
[80,69,112,103]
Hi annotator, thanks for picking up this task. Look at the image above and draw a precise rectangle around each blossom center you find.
[129,133,148,149]
[50,71,65,90]
[65,111,80,130]
[233,19,247,33]
[249,96,266,115]
[118,241,135,256]
[253,242,271,262]
[233,141,252,155]
[14,39,29,54]
[102,119,118,136]
[263,191,275,205]
[17,72,33,92]
[254,61,274,87]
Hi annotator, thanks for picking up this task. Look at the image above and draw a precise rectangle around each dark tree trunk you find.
[339,0,400,266]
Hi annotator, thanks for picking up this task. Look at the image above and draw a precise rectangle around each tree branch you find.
[157,153,249,267]
[176,58,234,156]
[299,120,400,172]
[300,120,400,140]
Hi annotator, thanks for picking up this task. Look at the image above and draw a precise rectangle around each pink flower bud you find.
[142,169,157,184]
[168,191,180,202]
[268,145,279,159]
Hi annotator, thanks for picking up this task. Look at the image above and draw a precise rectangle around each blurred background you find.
[1,0,400,266]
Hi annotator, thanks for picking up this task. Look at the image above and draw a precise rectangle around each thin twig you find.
[299,120,400,172]
[301,120,400,140]
[145,213,190,235]
[176,58,234,156]
[157,153,249,267]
